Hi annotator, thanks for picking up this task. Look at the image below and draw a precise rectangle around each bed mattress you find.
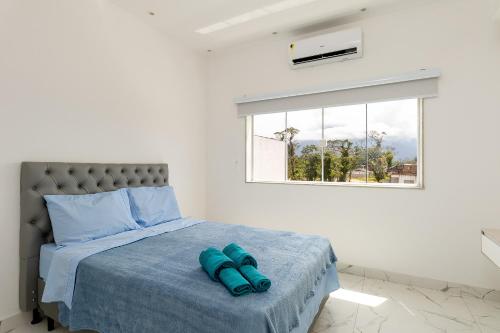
[40,243,58,281]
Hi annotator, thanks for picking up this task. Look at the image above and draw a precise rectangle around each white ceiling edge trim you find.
[234,68,441,104]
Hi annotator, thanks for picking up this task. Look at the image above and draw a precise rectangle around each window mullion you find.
[251,115,255,182]
[321,108,325,182]
[365,104,368,183]
[285,112,288,182]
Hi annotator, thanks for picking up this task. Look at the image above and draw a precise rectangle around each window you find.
[247,98,422,187]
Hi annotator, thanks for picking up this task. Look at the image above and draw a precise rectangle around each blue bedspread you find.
[42,218,204,307]
[58,222,339,333]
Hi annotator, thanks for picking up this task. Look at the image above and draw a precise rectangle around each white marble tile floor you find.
[311,273,499,333]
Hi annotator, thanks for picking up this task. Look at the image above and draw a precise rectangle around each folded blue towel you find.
[239,265,271,292]
[199,247,234,281]
[199,247,252,296]
[223,243,271,292]
[218,267,252,296]
[222,243,258,268]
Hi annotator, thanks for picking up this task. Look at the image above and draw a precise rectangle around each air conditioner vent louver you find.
[292,47,358,65]
[289,28,362,69]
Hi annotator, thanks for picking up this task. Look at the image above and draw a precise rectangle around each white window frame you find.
[245,99,424,189]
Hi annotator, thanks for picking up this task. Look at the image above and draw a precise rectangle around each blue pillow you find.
[127,186,181,227]
[45,188,140,247]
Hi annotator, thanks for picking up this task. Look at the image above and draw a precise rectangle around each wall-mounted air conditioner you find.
[289,28,363,69]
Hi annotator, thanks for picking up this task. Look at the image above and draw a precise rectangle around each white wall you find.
[207,0,500,290]
[0,0,207,319]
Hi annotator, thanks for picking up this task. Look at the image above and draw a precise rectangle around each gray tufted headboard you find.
[19,162,169,311]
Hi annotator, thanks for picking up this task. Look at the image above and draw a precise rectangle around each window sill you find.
[246,180,423,189]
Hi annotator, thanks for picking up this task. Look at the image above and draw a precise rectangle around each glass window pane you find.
[254,113,285,138]
[324,104,367,183]
[286,109,322,181]
[252,113,286,181]
[367,99,419,184]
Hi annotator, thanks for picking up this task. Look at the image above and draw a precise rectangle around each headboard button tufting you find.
[45,169,51,175]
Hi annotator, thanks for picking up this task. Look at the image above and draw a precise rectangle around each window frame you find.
[245,99,424,189]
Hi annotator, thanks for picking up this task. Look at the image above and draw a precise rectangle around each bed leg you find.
[47,317,55,331]
[31,308,43,325]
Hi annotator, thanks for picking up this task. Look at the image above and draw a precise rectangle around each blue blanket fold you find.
[58,222,339,333]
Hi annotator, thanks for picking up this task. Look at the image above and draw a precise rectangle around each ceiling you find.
[110,0,421,52]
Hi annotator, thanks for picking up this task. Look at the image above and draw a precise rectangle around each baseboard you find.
[0,312,30,333]
[337,261,500,303]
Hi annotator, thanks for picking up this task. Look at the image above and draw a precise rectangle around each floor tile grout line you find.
[460,294,484,333]
[350,273,365,332]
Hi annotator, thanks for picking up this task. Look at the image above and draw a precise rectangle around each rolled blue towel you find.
[239,265,271,292]
[199,247,235,281]
[222,243,258,268]
[218,267,252,296]
[223,243,271,292]
[199,247,252,296]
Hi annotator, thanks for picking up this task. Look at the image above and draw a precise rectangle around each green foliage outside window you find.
[274,127,398,183]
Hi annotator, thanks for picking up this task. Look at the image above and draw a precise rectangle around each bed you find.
[20,162,339,333]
